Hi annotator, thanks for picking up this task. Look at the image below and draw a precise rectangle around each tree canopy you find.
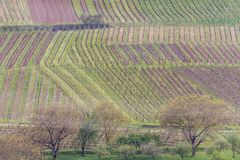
[160,95,234,156]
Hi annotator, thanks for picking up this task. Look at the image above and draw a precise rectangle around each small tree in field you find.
[160,95,233,156]
[77,110,98,157]
[77,124,98,157]
[30,105,79,160]
[226,133,240,159]
[94,102,129,144]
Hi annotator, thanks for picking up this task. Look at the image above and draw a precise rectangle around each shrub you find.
[80,14,103,24]
[214,138,229,152]
[93,144,111,160]
[117,133,161,147]
[118,145,136,160]
[210,151,228,160]
[140,141,159,160]
[205,146,216,155]
[161,146,173,154]
[174,143,190,160]
[106,144,119,155]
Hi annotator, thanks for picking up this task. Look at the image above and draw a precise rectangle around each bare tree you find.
[160,95,233,156]
[30,105,79,160]
[94,102,129,144]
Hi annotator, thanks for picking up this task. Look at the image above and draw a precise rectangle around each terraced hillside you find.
[1,0,240,122]
[1,0,240,25]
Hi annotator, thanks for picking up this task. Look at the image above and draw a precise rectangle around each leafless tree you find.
[30,105,79,160]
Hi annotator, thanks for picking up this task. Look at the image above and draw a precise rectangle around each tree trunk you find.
[52,149,57,160]
[232,146,235,159]
[124,154,127,160]
[152,155,155,160]
[106,134,109,144]
[191,143,196,157]
[81,146,85,157]
[181,155,184,160]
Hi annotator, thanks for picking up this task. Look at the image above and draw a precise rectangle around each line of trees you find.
[29,102,129,160]
[0,94,237,159]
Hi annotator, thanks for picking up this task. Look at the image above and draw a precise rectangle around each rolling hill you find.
[0,0,240,122]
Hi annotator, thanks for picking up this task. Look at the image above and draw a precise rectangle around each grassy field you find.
[45,150,240,160]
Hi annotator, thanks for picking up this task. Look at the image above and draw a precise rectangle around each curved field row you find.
[174,66,240,108]
[79,66,201,122]
[3,25,240,45]
[39,26,238,46]
[71,0,240,24]
[0,0,31,25]
[0,31,55,69]
[108,43,240,65]
[41,65,202,122]
[1,0,240,25]
[102,26,239,45]
[40,29,240,68]
[40,65,113,107]
[0,67,76,120]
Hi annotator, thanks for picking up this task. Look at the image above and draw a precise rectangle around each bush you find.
[210,151,228,160]
[214,138,229,152]
[161,146,173,154]
[118,145,136,160]
[105,144,119,155]
[80,14,103,24]
[205,146,216,155]
[140,141,159,160]
[174,143,190,160]
[117,133,161,147]
[93,144,111,160]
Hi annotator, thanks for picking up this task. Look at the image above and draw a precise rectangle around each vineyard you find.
[1,0,240,122]
[2,0,240,25]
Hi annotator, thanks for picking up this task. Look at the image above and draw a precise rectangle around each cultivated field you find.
[2,1,240,160]
[0,0,240,123]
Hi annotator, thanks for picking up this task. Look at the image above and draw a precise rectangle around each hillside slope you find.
[0,0,240,122]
